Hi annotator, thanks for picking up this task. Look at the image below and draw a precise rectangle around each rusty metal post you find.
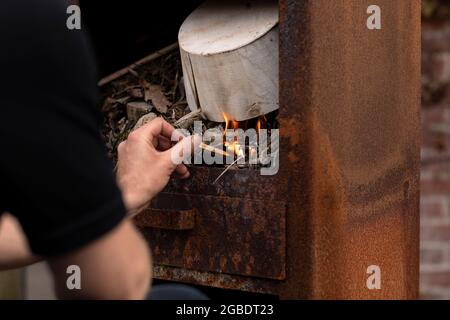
[279,0,421,299]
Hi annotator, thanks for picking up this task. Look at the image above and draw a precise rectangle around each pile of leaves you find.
[100,49,194,163]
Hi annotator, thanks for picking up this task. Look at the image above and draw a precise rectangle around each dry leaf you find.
[140,79,171,114]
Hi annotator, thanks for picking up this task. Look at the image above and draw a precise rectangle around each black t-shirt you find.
[0,0,126,256]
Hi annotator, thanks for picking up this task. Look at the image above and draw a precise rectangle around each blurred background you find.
[421,0,450,299]
[1,0,450,300]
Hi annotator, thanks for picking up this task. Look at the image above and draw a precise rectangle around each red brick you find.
[428,53,450,85]
[421,134,449,152]
[421,163,450,195]
[423,22,450,52]
[421,180,450,196]
[422,106,446,123]
[420,291,445,300]
[421,18,450,299]
[421,108,450,151]
[421,225,450,241]
[421,199,446,219]
[422,161,450,174]
[421,271,450,287]
[421,248,445,264]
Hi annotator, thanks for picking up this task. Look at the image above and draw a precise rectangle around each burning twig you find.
[199,143,230,157]
[213,144,273,184]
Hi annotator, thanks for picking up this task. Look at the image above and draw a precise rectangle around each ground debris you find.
[133,113,158,131]
[99,47,277,171]
[127,101,153,122]
[100,48,206,163]
[140,79,171,113]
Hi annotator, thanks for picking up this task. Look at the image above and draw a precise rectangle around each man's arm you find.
[48,220,151,300]
[0,214,40,270]
[0,213,151,300]
[47,119,195,300]
[0,118,196,299]
[0,1,197,299]
[48,119,195,300]
[0,213,151,299]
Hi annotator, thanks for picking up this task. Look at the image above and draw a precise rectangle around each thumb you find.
[166,134,202,167]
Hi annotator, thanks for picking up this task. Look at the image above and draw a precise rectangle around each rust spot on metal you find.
[140,194,287,280]
[152,265,282,295]
[278,0,420,299]
[134,208,196,230]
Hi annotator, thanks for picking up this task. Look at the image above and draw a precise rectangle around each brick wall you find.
[421,8,450,298]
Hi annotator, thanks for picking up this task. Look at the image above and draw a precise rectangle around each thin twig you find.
[171,69,180,101]
[213,155,246,184]
[213,145,273,184]
[98,43,179,86]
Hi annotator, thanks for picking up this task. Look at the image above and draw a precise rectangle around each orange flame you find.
[221,113,269,158]
[226,141,244,158]
[222,112,229,134]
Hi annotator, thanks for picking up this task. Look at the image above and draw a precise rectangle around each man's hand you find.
[116,118,198,216]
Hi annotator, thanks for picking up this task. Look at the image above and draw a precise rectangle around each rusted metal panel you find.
[152,265,283,295]
[135,193,197,230]
[279,0,421,299]
[135,208,196,231]
[164,166,288,202]
[140,194,286,280]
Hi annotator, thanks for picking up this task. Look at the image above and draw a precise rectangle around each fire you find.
[222,112,240,131]
[256,115,267,134]
[222,112,242,158]
[222,112,229,133]
[221,112,268,158]
[225,141,244,158]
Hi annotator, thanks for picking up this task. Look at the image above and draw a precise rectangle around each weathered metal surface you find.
[140,194,286,280]
[136,0,420,299]
[164,166,288,201]
[135,193,197,230]
[152,265,283,295]
[278,0,421,299]
[135,208,197,230]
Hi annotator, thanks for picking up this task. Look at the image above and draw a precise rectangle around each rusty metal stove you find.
[89,0,421,299]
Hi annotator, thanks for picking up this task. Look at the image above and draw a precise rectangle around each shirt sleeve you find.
[0,0,127,256]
